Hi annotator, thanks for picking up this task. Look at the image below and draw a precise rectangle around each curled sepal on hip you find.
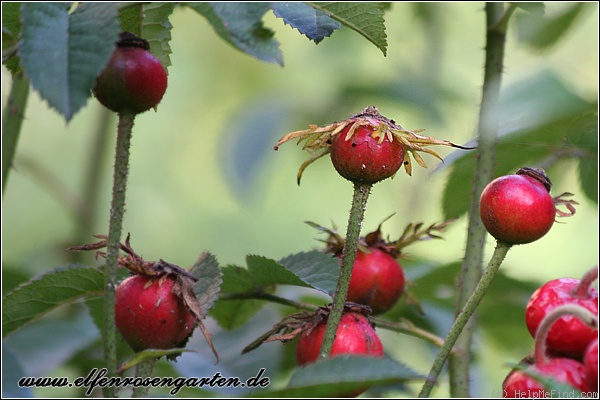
[274,106,475,183]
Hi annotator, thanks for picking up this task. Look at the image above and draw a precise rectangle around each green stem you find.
[419,241,512,398]
[319,182,372,359]
[132,359,157,397]
[372,318,458,354]
[448,2,508,397]
[2,73,30,195]
[219,292,319,312]
[103,112,136,398]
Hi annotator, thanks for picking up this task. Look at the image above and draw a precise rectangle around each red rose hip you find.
[115,274,196,352]
[479,168,556,244]
[584,337,599,392]
[295,312,384,366]
[93,32,168,114]
[295,311,384,397]
[345,247,405,314]
[330,124,405,184]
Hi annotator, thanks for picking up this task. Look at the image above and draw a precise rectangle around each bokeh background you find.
[3,3,598,397]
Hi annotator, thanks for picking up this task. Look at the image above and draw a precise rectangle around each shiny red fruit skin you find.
[584,337,599,392]
[503,358,590,397]
[295,312,384,397]
[330,124,405,184]
[525,278,598,358]
[479,174,555,244]
[115,275,196,352]
[295,312,384,366]
[345,248,405,314]
[94,46,168,114]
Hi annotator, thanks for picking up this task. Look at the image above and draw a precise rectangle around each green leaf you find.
[2,2,23,74]
[442,72,598,219]
[510,2,545,16]
[20,2,120,121]
[187,2,283,66]
[2,264,104,337]
[210,252,338,330]
[189,252,222,319]
[249,356,423,397]
[515,2,587,51]
[119,2,175,68]
[306,2,388,56]
[117,348,196,373]
[210,297,263,330]
[272,2,341,43]
[247,254,310,287]
[209,265,265,330]
[278,250,339,296]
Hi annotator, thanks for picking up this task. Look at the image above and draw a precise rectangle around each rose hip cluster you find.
[478,168,597,395]
[502,267,598,397]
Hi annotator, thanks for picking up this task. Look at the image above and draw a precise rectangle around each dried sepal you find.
[274,106,474,183]
[553,192,578,218]
[241,310,319,354]
[242,303,372,354]
[395,219,457,252]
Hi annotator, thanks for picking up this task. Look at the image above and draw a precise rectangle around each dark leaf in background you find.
[441,72,597,220]
[515,2,587,51]
[510,2,545,16]
[2,344,32,398]
[220,99,292,201]
[3,305,99,376]
[404,261,540,352]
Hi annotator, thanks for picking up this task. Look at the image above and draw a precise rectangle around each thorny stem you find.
[319,183,372,359]
[373,318,460,354]
[103,112,136,398]
[419,240,512,398]
[449,2,509,397]
[132,359,157,397]
[2,73,30,195]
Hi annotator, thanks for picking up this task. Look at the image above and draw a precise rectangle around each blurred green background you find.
[2,3,598,397]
